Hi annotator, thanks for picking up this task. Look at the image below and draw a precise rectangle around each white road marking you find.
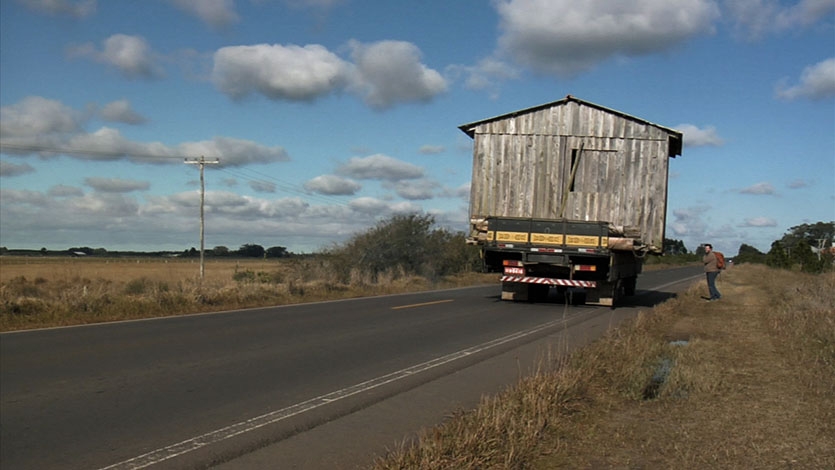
[391,299,454,310]
[97,316,570,470]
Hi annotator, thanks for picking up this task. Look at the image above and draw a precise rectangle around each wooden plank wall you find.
[468,101,672,249]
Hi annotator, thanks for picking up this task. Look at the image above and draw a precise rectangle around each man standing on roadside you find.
[703,243,722,301]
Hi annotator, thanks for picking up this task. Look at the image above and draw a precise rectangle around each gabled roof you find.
[458,95,683,157]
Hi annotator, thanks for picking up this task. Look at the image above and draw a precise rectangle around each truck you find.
[459,95,683,306]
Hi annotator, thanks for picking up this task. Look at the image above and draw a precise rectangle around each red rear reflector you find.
[503,260,522,267]
[574,265,597,272]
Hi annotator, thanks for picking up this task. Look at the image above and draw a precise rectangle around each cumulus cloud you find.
[727,0,835,38]
[677,123,724,147]
[0,160,35,177]
[68,34,161,79]
[348,196,421,216]
[16,0,96,18]
[0,96,82,139]
[447,57,521,98]
[418,145,445,155]
[249,180,277,193]
[304,175,361,195]
[85,177,150,193]
[212,43,350,101]
[739,182,777,195]
[494,0,719,76]
[384,179,439,200]
[776,57,835,101]
[347,40,448,109]
[0,97,289,167]
[48,184,84,197]
[169,0,238,29]
[99,99,147,125]
[669,205,710,238]
[211,40,446,108]
[336,154,424,181]
[740,216,778,227]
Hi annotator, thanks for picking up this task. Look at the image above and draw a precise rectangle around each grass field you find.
[373,264,835,469]
[0,256,496,331]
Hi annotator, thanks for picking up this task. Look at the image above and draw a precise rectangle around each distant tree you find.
[238,244,265,258]
[0,246,7,255]
[766,241,791,269]
[182,247,199,257]
[791,239,821,273]
[266,246,289,258]
[734,243,766,264]
[40,247,48,255]
[779,222,834,250]
[213,246,230,256]
[694,244,707,257]
[663,238,687,255]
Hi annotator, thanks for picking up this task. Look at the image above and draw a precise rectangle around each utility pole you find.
[185,156,219,280]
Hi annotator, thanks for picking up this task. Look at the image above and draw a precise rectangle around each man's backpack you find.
[715,251,726,269]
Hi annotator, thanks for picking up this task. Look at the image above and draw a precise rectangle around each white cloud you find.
[347,40,448,109]
[739,182,777,195]
[248,180,277,193]
[99,99,147,125]
[741,217,778,227]
[385,178,439,200]
[169,0,238,29]
[47,184,84,197]
[0,160,35,177]
[212,43,350,101]
[69,34,161,79]
[447,57,521,98]
[16,0,96,18]
[787,178,811,189]
[418,145,445,155]
[677,123,725,147]
[727,0,835,38]
[304,175,361,195]
[336,154,424,181]
[0,96,82,139]
[776,57,835,101]
[211,40,446,109]
[494,0,719,76]
[85,177,150,193]
[1,97,290,167]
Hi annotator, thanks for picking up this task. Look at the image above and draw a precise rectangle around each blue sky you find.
[1,0,833,255]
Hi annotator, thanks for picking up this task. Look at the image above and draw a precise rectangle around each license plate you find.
[504,266,525,275]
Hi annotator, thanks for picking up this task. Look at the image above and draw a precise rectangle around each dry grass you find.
[373,265,835,469]
[0,256,496,332]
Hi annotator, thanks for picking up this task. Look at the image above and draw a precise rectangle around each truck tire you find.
[624,276,637,296]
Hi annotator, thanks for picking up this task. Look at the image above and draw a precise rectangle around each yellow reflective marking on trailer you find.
[565,235,600,247]
[530,233,564,245]
[495,231,529,242]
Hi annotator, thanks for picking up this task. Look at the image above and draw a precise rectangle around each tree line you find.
[663,221,834,274]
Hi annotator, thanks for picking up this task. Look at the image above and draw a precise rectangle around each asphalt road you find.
[0,266,703,470]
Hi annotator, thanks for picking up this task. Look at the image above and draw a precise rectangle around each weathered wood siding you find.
[468,100,675,250]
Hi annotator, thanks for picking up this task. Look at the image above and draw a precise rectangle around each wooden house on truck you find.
[460,95,683,306]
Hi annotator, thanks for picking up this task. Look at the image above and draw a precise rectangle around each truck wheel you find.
[624,276,637,296]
